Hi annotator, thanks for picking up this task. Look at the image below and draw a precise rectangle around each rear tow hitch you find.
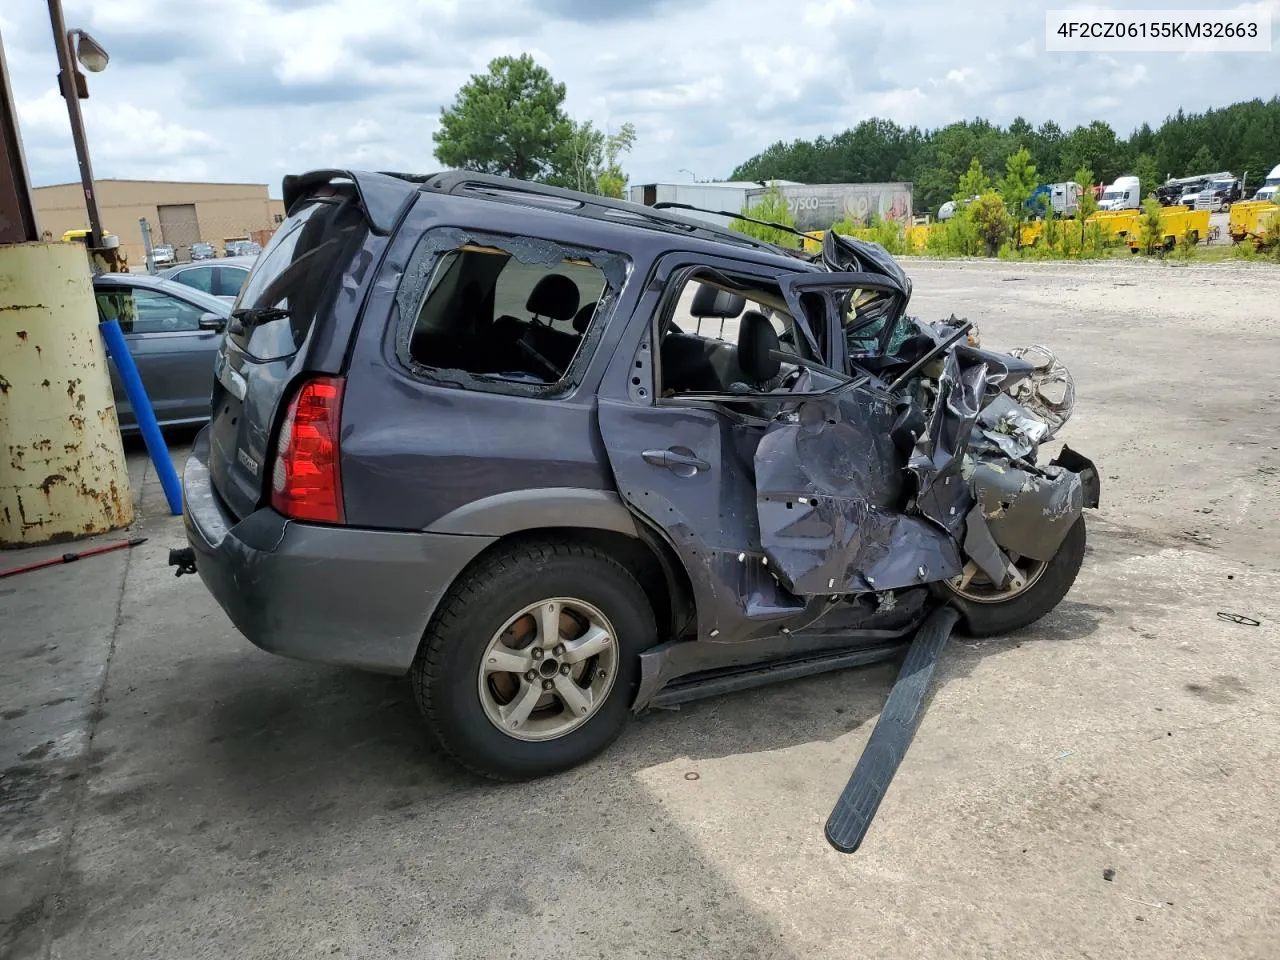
[825,606,960,853]
[168,547,197,577]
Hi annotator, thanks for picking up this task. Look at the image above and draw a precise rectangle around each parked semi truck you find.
[1025,181,1083,218]
[1253,163,1280,201]
[1098,176,1140,211]
[1156,171,1233,206]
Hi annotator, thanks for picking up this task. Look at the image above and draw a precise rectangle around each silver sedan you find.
[158,255,260,303]
[93,273,232,432]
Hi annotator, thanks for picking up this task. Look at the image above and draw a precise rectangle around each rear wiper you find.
[228,306,290,335]
[231,306,290,325]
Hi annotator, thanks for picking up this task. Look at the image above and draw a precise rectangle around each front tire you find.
[411,539,656,780]
[939,516,1087,637]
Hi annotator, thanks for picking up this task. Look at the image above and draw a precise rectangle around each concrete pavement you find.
[3,260,1279,959]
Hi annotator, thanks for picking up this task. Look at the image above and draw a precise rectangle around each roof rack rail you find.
[413,170,786,254]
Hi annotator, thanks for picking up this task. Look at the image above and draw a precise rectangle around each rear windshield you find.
[230,194,365,360]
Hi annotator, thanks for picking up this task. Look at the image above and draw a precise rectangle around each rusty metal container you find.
[0,241,133,546]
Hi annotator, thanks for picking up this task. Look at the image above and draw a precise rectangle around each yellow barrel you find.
[0,242,133,546]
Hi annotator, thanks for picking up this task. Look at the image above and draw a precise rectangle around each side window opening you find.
[843,287,911,359]
[95,288,203,334]
[400,234,622,392]
[657,274,803,400]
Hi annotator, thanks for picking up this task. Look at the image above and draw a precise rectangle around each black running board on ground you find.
[825,606,960,854]
[648,641,908,709]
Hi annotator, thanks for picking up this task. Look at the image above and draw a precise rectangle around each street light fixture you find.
[69,29,110,73]
[47,0,110,253]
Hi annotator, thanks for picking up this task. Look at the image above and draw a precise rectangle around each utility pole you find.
[139,216,156,274]
[46,0,111,254]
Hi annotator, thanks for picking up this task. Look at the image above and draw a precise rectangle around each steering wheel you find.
[517,338,564,380]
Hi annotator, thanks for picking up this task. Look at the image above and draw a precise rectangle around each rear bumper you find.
[182,427,497,673]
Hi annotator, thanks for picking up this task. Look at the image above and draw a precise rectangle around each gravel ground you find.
[3,258,1279,960]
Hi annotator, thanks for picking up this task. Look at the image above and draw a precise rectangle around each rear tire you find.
[411,539,656,780]
[940,516,1087,638]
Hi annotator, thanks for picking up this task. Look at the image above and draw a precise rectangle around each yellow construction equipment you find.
[1126,207,1210,252]
[1229,200,1280,244]
[1086,209,1141,244]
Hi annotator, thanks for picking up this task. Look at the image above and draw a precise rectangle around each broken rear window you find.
[230,193,366,361]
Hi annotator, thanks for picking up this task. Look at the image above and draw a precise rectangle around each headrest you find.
[690,284,746,319]
[526,274,580,322]
[573,301,597,334]
[737,310,781,384]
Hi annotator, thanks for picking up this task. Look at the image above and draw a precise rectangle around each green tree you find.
[956,158,989,201]
[1188,144,1217,173]
[1138,197,1167,254]
[1073,166,1099,248]
[730,184,800,247]
[1059,121,1120,183]
[1133,153,1161,200]
[549,121,637,196]
[724,96,1280,225]
[551,121,605,193]
[970,192,1013,256]
[999,146,1038,236]
[1041,193,1059,249]
[433,54,574,181]
[596,123,637,198]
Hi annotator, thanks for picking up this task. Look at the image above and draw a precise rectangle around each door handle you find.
[642,448,710,473]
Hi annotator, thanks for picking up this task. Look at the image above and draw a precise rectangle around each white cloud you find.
[802,0,871,28]
[3,0,1276,193]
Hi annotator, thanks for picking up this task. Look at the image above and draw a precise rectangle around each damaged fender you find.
[754,322,1097,598]
[968,460,1084,563]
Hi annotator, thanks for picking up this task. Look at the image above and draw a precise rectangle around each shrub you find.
[730,184,801,248]
[1137,198,1166,256]
[926,209,982,256]
[969,192,1013,256]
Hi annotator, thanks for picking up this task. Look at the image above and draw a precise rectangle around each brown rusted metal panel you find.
[0,30,40,244]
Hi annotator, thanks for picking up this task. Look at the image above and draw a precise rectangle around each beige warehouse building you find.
[32,179,287,266]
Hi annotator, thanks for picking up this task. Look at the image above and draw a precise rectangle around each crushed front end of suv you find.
[174,169,1099,848]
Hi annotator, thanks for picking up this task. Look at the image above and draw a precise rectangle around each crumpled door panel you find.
[755,389,962,595]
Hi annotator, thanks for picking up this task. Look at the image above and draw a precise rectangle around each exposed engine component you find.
[1005,344,1075,437]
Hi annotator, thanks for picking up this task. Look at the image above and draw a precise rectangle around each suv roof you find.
[281,168,811,264]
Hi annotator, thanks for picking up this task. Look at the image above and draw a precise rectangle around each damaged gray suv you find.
[177,169,1099,814]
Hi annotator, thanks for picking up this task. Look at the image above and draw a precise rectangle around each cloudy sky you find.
[4,0,1278,196]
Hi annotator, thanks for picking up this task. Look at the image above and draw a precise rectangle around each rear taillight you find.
[270,376,345,524]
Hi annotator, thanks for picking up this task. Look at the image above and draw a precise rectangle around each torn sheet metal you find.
[970,461,1083,561]
[755,392,962,594]
[973,392,1051,461]
[961,504,1008,585]
[906,347,986,535]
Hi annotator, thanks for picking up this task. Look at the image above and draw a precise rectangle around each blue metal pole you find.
[98,319,182,516]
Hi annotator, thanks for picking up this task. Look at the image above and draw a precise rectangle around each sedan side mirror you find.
[199,312,227,332]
